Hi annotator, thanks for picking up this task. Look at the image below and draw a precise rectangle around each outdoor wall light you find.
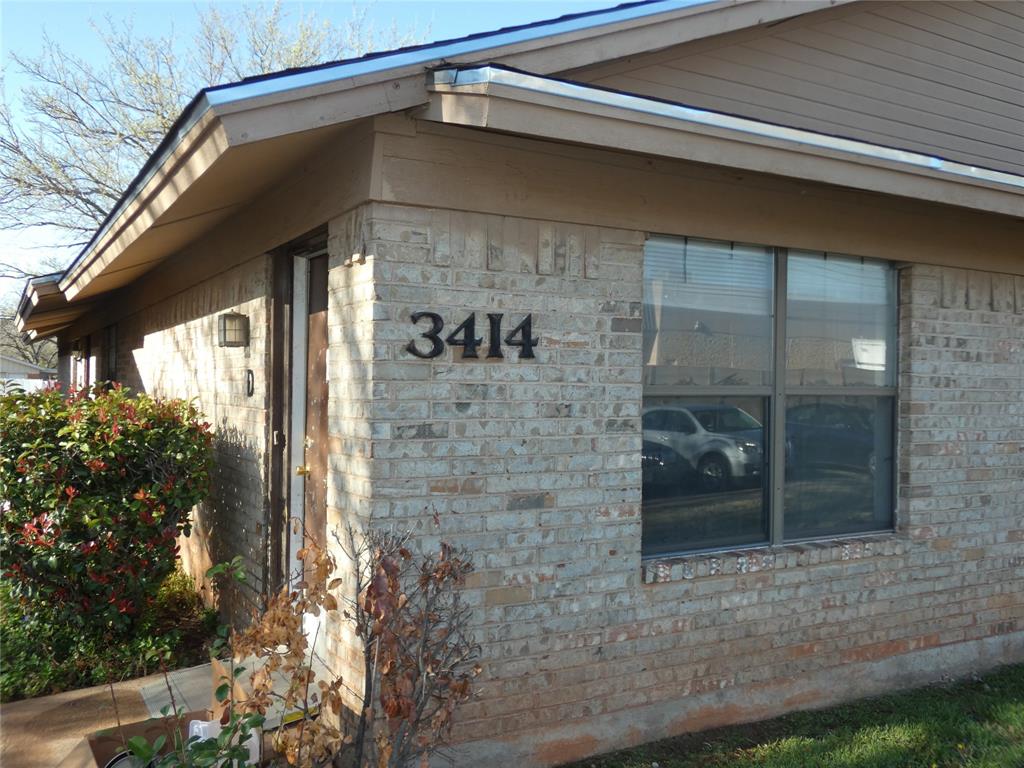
[218,312,250,348]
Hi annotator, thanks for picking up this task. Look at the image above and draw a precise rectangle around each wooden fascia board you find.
[17,303,95,335]
[215,75,429,145]
[51,0,853,304]
[425,78,1024,219]
[58,80,425,302]
[15,274,60,320]
[25,320,75,340]
[59,110,228,300]
[15,279,59,333]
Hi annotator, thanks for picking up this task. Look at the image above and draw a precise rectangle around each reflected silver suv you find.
[641,404,763,492]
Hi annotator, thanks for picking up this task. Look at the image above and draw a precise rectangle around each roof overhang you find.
[37,0,1024,340]
[424,66,1024,219]
[26,0,844,325]
[15,273,97,340]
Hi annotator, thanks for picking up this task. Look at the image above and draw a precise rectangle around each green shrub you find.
[0,570,217,702]
[0,384,212,635]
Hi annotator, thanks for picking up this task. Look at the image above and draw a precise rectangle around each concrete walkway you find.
[0,664,212,768]
[1,675,151,768]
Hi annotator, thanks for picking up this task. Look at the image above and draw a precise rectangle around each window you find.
[102,324,117,383]
[642,236,896,556]
[72,336,91,389]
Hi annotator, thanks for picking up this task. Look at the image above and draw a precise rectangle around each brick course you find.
[319,202,1024,766]
[110,256,274,621]
[53,180,1023,766]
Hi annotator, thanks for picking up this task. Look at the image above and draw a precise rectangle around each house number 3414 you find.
[406,312,538,360]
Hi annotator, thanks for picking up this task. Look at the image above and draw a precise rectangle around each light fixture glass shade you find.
[218,312,249,347]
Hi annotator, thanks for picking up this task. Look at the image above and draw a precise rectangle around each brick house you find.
[16,1,1024,765]
[0,354,57,390]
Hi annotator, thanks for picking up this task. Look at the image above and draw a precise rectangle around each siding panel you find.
[568,1,1024,175]
[740,35,1023,122]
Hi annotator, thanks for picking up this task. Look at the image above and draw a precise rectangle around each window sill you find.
[641,532,905,585]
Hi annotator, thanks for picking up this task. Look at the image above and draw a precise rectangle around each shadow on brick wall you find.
[97,256,276,628]
[180,425,269,628]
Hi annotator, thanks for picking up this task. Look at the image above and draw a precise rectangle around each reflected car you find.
[641,440,689,497]
[786,402,876,475]
[641,405,763,492]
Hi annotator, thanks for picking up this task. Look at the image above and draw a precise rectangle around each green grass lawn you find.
[563,665,1024,768]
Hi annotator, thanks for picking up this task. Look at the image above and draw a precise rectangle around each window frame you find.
[640,241,898,557]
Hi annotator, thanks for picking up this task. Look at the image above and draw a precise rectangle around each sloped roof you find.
[29,0,844,307]
[17,0,1024,338]
[0,354,57,375]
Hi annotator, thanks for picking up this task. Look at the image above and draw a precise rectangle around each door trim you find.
[287,255,310,582]
[286,247,330,661]
[267,251,292,594]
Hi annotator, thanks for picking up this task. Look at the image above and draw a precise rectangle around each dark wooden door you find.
[303,255,329,549]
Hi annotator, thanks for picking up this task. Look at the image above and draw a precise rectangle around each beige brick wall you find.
[110,255,274,620]
[320,206,378,707]
[320,201,1024,766]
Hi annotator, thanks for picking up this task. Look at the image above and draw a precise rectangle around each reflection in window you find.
[641,237,896,556]
[644,237,773,388]
[784,396,893,539]
[641,397,768,555]
[786,253,896,387]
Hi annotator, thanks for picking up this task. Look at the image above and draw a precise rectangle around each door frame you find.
[268,235,328,595]
[287,247,331,660]
[287,254,310,583]
[267,251,292,594]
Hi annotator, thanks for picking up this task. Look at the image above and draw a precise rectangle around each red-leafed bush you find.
[0,383,212,635]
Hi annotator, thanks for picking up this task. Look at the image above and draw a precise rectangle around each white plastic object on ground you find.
[187,719,261,766]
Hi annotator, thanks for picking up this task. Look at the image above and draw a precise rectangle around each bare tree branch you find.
[0,1,428,245]
[0,305,57,367]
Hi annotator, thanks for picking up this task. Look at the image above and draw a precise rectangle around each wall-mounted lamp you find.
[218,312,250,348]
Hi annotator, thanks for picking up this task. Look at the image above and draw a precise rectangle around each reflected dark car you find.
[641,440,689,497]
[642,405,763,492]
[786,402,875,475]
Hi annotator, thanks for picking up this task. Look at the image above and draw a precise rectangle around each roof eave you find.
[52,0,846,303]
[15,273,60,330]
[425,66,1024,219]
[15,273,97,340]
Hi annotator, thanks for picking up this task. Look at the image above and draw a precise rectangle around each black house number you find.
[406,312,538,360]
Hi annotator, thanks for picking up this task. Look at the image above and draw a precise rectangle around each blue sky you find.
[0,0,616,298]
[1,1,615,93]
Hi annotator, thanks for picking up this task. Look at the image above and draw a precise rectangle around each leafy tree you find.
[0,1,424,244]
